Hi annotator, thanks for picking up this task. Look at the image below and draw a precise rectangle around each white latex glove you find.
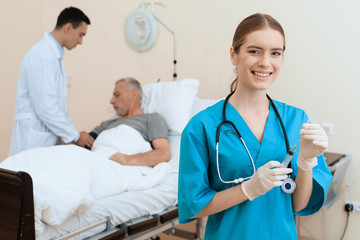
[298,123,328,171]
[241,161,293,201]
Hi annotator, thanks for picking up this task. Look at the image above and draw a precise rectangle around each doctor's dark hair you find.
[55,7,91,29]
[230,13,285,92]
[116,77,143,101]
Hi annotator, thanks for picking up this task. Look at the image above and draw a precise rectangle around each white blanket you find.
[0,125,171,236]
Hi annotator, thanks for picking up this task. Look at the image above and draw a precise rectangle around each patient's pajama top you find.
[90,113,168,143]
[178,99,332,240]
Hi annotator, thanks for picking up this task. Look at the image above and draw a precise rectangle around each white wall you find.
[1,0,359,238]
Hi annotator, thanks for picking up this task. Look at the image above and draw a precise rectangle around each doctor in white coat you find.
[9,7,94,156]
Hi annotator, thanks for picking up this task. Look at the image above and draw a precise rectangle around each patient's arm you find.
[109,137,171,167]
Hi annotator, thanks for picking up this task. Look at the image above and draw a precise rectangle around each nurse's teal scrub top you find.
[178,99,332,240]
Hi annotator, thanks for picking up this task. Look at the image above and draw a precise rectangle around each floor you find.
[145,220,317,240]
[146,220,197,240]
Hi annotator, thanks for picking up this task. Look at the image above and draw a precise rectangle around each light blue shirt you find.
[178,99,333,240]
[48,33,64,57]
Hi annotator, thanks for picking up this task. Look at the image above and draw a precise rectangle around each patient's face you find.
[110,82,132,117]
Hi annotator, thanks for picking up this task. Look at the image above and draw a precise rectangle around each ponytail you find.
[230,78,237,92]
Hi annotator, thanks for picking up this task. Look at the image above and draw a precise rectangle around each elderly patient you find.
[83,77,170,167]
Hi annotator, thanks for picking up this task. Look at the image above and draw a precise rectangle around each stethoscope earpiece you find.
[234,178,244,184]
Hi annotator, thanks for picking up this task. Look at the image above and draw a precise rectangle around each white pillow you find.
[142,78,200,135]
[190,97,220,118]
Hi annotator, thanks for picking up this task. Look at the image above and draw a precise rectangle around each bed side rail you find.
[0,168,35,240]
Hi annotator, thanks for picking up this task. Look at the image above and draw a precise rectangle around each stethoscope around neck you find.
[215,91,291,185]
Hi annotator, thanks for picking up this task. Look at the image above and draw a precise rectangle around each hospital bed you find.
[0,136,181,240]
[0,79,205,240]
[0,151,350,240]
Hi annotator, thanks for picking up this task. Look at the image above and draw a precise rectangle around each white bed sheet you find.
[37,135,180,240]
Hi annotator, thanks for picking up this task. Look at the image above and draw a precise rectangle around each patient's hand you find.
[75,132,95,149]
[109,152,133,165]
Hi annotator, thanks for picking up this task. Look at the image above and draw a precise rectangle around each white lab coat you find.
[9,33,79,156]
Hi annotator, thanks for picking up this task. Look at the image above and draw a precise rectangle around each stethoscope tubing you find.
[218,91,290,153]
[216,91,291,185]
[216,137,256,184]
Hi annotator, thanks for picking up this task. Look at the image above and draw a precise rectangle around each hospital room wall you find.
[0,0,359,238]
[0,0,43,160]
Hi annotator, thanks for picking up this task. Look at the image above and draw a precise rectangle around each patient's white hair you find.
[116,77,143,101]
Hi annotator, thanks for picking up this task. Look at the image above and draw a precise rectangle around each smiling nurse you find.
[178,13,332,239]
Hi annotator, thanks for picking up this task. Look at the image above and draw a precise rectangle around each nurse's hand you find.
[241,161,292,201]
[298,123,328,171]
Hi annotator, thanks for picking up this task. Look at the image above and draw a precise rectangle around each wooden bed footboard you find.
[0,168,35,240]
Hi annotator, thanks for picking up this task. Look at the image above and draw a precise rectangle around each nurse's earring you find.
[281,176,296,194]
[233,67,237,75]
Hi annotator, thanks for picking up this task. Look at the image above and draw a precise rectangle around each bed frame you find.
[0,168,202,240]
[0,169,35,240]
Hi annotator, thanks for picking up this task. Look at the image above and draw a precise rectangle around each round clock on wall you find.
[124,8,158,52]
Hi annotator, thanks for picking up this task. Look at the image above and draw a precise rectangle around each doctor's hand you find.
[109,152,133,165]
[298,123,328,171]
[74,132,95,149]
[241,161,293,201]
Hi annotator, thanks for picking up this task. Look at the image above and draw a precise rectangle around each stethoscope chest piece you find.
[281,177,296,194]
